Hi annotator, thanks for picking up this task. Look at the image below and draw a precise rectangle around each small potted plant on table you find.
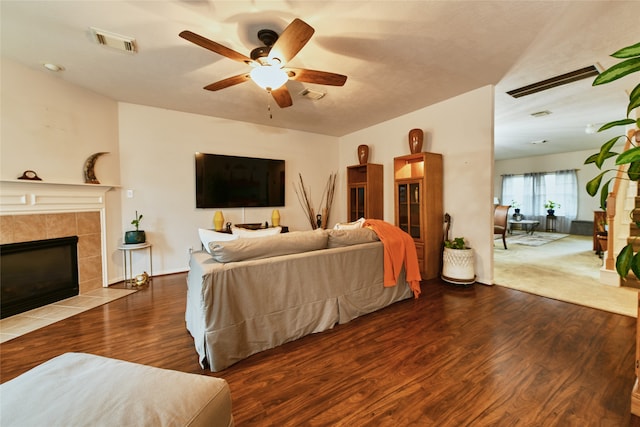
[124,211,146,244]
[511,200,522,220]
[544,200,560,216]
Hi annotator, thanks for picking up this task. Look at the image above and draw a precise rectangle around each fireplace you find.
[1,180,112,297]
[1,236,79,319]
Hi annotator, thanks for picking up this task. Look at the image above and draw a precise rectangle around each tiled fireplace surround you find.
[0,181,111,294]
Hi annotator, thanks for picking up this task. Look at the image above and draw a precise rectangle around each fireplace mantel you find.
[0,180,116,214]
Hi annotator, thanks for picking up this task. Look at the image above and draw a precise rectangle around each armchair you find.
[494,205,511,249]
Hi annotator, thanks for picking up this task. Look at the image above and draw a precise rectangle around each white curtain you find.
[500,169,578,233]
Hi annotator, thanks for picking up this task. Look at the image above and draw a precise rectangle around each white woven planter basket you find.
[442,247,476,285]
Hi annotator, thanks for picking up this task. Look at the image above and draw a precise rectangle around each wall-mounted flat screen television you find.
[195,152,285,208]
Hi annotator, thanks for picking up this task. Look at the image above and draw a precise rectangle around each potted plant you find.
[544,200,560,216]
[442,237,475,285]
[584,41,640,278]
[511,200,523,220]
[124,211,146,244]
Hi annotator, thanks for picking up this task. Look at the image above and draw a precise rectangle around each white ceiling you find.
[1,1,638,160]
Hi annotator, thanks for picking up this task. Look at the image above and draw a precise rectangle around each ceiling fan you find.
[179,18,347,108]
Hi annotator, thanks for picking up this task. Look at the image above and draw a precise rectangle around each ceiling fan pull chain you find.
[267,90,273,119]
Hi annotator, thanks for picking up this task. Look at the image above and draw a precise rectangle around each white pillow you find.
[333,217,365,230]
[231,226,282,238]
[198,228,238,254]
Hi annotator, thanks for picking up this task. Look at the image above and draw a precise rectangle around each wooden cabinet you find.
[593,210,606,251]
[394,152,443,280]
[347,163,383,222]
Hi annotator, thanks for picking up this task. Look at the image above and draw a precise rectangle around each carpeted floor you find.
[494,233,638,317]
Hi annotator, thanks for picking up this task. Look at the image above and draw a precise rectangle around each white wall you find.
[494,149,603,221]
[118,103,339,277]
[0,58,123,281]
[339,86,495,285]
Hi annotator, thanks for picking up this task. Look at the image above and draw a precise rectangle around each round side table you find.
[118,242,153,286]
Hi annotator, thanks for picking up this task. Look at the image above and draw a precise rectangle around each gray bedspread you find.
[186,241,412,371]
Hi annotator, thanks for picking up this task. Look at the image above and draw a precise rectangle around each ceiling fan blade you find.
[271,86,293,108]
[286,68,347,86]
[268,18,314,65]
[204,74,251,91]
[179,30,253,64]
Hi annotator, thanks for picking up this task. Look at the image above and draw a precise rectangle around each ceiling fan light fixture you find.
[250,65,288,91]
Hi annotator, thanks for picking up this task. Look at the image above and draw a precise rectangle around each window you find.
[501,170,578,233]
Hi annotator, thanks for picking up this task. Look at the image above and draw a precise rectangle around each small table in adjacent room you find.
[546,215,557,232]
[508,219,540,235]
[118,242,153,286]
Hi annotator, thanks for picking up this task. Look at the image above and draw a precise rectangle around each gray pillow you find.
[209,229,329,263]
[327,228,379,248]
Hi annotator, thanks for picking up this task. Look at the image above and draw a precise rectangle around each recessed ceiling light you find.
[43,63,64,72]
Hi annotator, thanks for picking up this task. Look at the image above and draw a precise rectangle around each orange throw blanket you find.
[363,219,422,298]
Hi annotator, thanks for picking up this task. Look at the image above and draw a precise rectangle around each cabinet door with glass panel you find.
[346,163,383,222]
[397,180,422,239]
[349,185,367,221]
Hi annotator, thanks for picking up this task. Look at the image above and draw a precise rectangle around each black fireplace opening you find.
[1,236,79,319]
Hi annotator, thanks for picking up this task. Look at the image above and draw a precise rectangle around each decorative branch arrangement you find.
[294,172,337,229]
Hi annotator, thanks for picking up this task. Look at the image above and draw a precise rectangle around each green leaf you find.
[593,57,640,86]
[611,42,640,59]
[596,136,622,168]
[616,244,635,277]
[628,83,640,116]
[598,120,635,132]
[586,171,608,196]
[585,152,617,166]
[599,181,610,210]
[628,161,640,181]
[631,252,640,279]
[584,153,599,165]
[615,146,640,165]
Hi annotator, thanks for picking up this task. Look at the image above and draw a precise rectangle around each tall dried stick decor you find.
[294,172,337,229]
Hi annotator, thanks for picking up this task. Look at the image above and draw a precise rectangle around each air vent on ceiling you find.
[299,88,326,100]
[90,27,137,53]
[507,65,599,98]
[530,110,552,118]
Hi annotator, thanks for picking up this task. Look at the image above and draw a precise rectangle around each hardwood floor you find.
[1,273,638,426]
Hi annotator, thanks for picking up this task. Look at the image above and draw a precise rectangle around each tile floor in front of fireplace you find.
[0,287,136,343]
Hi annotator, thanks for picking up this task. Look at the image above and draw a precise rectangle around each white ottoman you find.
[0,353,234,427]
